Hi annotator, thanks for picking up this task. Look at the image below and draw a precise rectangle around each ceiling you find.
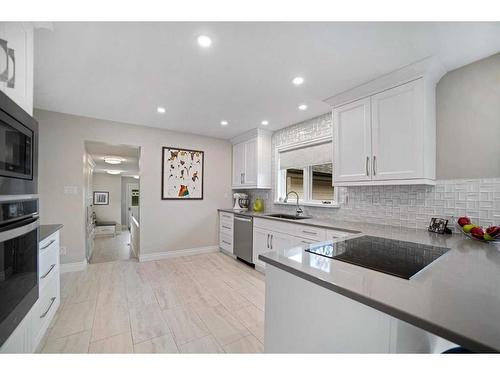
[34,22,500,139]
[85,141,140,176]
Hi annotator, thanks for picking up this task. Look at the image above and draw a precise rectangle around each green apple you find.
[484,233,494,241]
[462,224,477,233]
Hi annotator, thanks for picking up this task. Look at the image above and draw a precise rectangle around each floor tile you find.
[162,306,209,345]
[223,335,264,353]
[49,300,96,339]
[133,334,179,353]
[129,303,170,344]
[89,332,134,353]
[42,330,91,353]
[179,335,224,353]
[91,301,130,342]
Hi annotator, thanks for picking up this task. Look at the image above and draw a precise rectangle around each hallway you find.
[91,231,133,264]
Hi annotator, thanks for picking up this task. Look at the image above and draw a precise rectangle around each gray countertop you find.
[40,224,63,242]
[218,209,500,352]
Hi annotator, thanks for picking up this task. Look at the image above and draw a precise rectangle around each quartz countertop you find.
[40,224,63,242]
[218,209,500,352]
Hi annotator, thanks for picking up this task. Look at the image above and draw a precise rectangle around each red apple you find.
[486,226,500,239]
[470,227,485,240]
[457,216,471,227]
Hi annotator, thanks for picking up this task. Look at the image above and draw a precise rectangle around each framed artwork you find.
[161,147,204,200]
[93,191,109,205]
[428,217,450,234]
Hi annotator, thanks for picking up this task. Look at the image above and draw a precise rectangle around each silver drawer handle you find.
[222,225,231,230]
[302,230,317,235]
[40,239,55,250]
[222,214,231,219]
[222,240,231,245]
[41,264,56,279]
[366,156,370,176]
[373,155,377,176]
[40,297,56,318]
[302,240,312,244]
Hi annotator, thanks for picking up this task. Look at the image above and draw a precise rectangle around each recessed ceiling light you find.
[157,106,166,114]
[220,120,228,126]
[261,120,269,126]
[292,77,304,85]
[298,104,308,111]
[104,157,122,165]
[197,35,212,48]
[107,170,121,175]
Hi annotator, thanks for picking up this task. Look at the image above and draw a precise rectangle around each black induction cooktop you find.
[305,236,450,279]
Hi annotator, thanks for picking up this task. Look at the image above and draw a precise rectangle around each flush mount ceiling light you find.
[106,170,121,175]
[197,35,212,48]
[157,106,166,114]
[133,175,139,179]
[292,76,304,85]
[104,157,122,165]
[220,120,228,126]
[298,104,308,111]
[261,120,269,126]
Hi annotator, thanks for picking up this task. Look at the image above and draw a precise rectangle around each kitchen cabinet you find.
[219,211,234,255]
[333,97,372,183]
[329,57,445,186]
[231,129,272,189]
[0,230,61,353]
[253,227,296,271]
[0,22,34,115]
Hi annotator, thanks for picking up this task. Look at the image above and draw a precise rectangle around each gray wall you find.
[436,52,500,179]
[93,173,122,224]
[36,109,233,264]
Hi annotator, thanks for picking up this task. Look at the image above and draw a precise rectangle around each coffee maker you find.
[233,193,249,211]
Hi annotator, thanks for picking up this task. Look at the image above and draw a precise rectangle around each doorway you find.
[83,141,141,264]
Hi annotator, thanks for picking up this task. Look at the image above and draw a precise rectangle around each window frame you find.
[275,136,339,208]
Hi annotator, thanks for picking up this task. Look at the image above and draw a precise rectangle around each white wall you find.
[92,173,122,224]
[36,110,233,264]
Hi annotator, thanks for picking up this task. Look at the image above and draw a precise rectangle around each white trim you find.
[139,245,218,262]
[60,260,88,273]
[334,178,436,187]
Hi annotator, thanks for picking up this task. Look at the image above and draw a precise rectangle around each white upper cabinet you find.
[0,22,34,115]
[333,97,372,182]
[231,129,272,189]
[328,57,445,186]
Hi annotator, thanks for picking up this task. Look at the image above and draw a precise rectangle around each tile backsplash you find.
[240,113,500,232]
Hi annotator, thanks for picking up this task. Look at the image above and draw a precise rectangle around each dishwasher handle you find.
[234,216,252,223]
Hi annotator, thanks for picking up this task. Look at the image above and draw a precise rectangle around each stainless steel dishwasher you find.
[233,214,253,264]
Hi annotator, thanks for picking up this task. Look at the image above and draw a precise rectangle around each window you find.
[277,140,337,206]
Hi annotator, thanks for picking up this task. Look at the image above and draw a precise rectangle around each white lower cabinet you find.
[0,230,61,353]
[218,212,234,255]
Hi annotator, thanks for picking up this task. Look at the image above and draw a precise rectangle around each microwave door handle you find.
[0,218,39,242]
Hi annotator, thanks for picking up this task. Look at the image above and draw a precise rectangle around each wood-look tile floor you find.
[40,252,265,353]
[90,231,133,264]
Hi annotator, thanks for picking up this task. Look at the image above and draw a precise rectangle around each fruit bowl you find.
[455,217,500,243]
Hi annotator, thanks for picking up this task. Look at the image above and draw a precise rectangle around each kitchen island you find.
[259,223,500,353]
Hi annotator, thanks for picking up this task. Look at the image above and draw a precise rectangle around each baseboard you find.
[60,260,88,273]
[139,245,219,262]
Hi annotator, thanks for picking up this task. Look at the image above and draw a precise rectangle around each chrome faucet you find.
[284,191,303,216]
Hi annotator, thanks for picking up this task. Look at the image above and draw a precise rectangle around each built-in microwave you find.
[0,91,38,196]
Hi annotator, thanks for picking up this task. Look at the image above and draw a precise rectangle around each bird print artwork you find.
[163,147,203,199]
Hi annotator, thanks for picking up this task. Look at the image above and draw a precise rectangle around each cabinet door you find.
[243,138,257,185]
[253,227,270,269]
[232,142,245,186]
[0,23,33,115]
[269,231,296,253]
[333,97,372,182]
[371,79,424,180]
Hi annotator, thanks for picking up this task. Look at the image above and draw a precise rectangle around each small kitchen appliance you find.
[233,193,249,212]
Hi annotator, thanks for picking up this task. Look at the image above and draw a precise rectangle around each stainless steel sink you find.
[264,213,312,220]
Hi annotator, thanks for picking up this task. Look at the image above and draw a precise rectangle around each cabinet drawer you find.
[39,233,59,290]
[219,211,234,221]
[219,221,233,235]
[219,231,233,253]
[254,217,326,242]
[32,274,59,345]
